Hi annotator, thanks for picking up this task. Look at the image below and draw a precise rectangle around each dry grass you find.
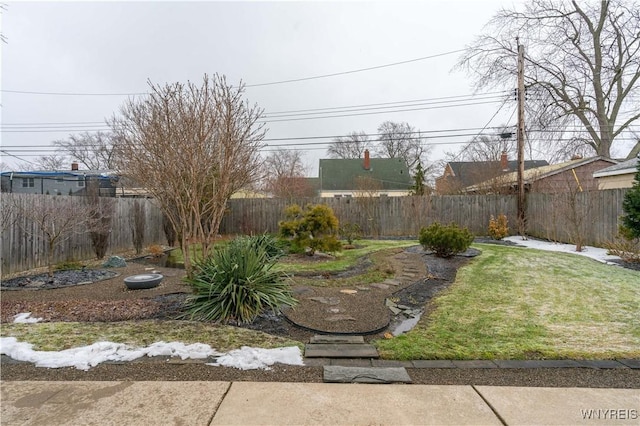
[1,320,303,352]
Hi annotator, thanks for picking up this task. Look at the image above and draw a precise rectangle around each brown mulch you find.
[1,264,190,323]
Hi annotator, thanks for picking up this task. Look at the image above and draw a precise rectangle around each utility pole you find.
[516,39,526,238]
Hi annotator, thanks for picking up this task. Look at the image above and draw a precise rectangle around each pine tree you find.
[622,158,640,238]
[411,162,426,196]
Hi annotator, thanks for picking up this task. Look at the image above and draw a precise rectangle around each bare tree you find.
[457,0,640,159]
[0,194,15,233]
[327,131,372,159]
[111,74,265,274]
[455,125,519,162]
[35,154,67,170]
[0,4,7,44]
[54,131,118,170]
[84,180,114,259]
[263,148,313,199]
[13,195,84,277]
[375,121,431,171]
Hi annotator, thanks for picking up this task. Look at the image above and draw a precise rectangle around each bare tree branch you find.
[110,73,265,274]
[263,148,313,199]
[327,131,372,159]
[53,131,118,170]
[456,0,640,159]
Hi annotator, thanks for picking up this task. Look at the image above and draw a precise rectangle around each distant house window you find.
[77,178,85,188]
[22,178,34,188]
[334,194,342,198]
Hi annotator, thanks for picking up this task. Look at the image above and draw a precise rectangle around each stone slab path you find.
[324,366,412,384]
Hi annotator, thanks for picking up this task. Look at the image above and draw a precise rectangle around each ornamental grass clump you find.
[419,222,474,258]
[183,236,297,324]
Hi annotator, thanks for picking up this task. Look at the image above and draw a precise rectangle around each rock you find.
[339,289,357,295]
[326,315,356,322]
[388,306,402,315]
[102,256,127,268]
[324,366,412,384]
[370,283,389,290]
[309,296,341,305]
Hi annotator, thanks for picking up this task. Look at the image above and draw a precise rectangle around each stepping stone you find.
[326,315,356,322]
[305,344,379,358]
[382,279,401,286]
[309,335,365,344]
[355,286,370,291]
[323,366,412,384]
[402,272,417,278]
[388,306,402,315]
[370,283,389,290]
[339,289,357,295]
[309,296,340,305]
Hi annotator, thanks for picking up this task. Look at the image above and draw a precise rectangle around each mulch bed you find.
[0,247,462,339]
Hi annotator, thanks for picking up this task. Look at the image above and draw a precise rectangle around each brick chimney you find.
[363,149,370,170]
[500,151,508,171]
[71,162,79,171]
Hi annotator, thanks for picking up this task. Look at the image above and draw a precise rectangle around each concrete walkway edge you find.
[2,381,639,425]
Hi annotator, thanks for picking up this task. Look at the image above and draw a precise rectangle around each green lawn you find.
[375,243,640,360]
[277,239,416,274]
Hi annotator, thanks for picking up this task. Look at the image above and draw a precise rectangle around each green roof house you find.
[318,150,412,197]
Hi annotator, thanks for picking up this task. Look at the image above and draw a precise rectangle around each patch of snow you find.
[503,236,622,265]
[207,346,304,370]
[13,313,43,323]
[0,337,220,371]
[0,337,303,371]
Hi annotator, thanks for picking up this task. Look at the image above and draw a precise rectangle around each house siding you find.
[530,160,614,193]
[596,174,635,190]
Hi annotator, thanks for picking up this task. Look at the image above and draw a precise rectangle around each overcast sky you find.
[1,0,522,174]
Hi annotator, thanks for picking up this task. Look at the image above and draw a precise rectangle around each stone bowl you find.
[124,273,163,290]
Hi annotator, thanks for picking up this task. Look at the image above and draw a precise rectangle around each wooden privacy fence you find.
[220,195,517,237]
[527,189,628,247]
[1,189,629,275]
[1,193,166,275]
[220,190,628,247]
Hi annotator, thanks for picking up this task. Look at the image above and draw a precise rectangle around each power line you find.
[263,91,508,115]
[244,49,467,87]
[261,95,505,119]
[1,99,507,133]
[1,48,468,97]
[2,92,509,131]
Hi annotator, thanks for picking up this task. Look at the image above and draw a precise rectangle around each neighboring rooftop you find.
[593,156,638,178]
[318,152,411,192]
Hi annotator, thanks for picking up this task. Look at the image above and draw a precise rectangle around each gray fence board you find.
[1,189,629,275]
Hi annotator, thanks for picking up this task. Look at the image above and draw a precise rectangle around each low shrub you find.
[419,222,474,258]
[604,225,640,263]
[148,244,164,257]
[54,260,84,271]
[488,214,509,240]
[279,203,342,255]
[183,236,297,324]
[339,223,362,245]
